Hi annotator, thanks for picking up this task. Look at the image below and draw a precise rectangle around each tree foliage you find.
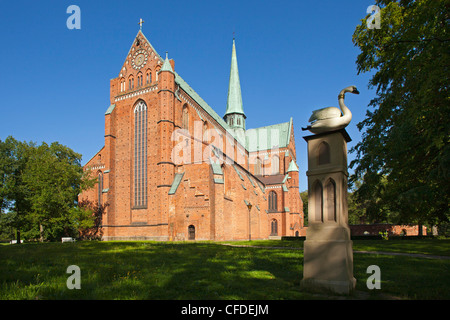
[0,136,96,242]
[77,199,109,240]
[24,142,89,240]
[0,137,34,242]
[300,190,308,226]
[350,0,449,227]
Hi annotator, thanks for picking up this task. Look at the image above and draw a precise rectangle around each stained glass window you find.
[134,100,147,207]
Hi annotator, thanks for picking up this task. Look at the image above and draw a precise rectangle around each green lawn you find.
[0,239,449,300]
[225,238,450,256]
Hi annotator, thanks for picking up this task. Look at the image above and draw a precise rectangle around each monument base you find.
[301,277,356,295]
[301,224,356,295]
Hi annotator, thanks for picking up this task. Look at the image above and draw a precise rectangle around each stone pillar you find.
[301,129,356,295]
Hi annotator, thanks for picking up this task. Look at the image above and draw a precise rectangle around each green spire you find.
[225,39,245,117]
[287,160,299,172]
[160,51,173,73]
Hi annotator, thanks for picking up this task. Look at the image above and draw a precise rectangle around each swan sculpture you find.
[302,86,359,134]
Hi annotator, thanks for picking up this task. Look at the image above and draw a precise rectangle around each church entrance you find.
[188,225,195,240]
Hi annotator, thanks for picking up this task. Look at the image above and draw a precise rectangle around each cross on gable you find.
[138,18,144,30]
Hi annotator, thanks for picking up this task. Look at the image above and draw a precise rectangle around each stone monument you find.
[300,86,359,295]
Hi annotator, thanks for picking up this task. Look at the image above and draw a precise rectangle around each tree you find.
[77,199,109,240]
[0,137,34,243]
[0,137,96,242]
[350,0,449,229]
[300,190,308,226]
[348,176,399,224]
[348,192,365,225]
[23,141,95,241]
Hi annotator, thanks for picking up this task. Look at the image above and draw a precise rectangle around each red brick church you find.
[80,29,305,241]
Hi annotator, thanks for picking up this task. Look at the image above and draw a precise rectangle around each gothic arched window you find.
[272,155,279,175]
[203,122,208,142]
[318,142,330,165]
[98,172,103,206]
[129,76,134,90]
[134,100,147,207]
[313,180,323,222]
[271,219,278,236]
[255,157,262,176]
[182,105,189,131]
[268,191,277,212]
[325,179,336,222]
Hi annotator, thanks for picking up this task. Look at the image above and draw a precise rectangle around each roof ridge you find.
[246,120,291,131]
[174,72,247,150]
[245,120,292,152]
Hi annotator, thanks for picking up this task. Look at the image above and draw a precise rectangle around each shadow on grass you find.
[1,241,449,300]
[0,241,312,300]
[353,253,450,299]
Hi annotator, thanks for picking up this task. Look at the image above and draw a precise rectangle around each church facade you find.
[80,30,305,241]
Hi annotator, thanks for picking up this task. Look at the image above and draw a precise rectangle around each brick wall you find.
[350,224,427,236]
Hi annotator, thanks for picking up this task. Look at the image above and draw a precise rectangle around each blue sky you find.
[0,0,377,192]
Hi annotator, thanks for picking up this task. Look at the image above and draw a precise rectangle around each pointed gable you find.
[117,30,164,80]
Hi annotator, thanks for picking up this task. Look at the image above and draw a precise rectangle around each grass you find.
[0,239,449,300]
[225,238,450,256]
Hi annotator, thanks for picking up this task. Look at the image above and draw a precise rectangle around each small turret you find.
[287,160,299,173]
